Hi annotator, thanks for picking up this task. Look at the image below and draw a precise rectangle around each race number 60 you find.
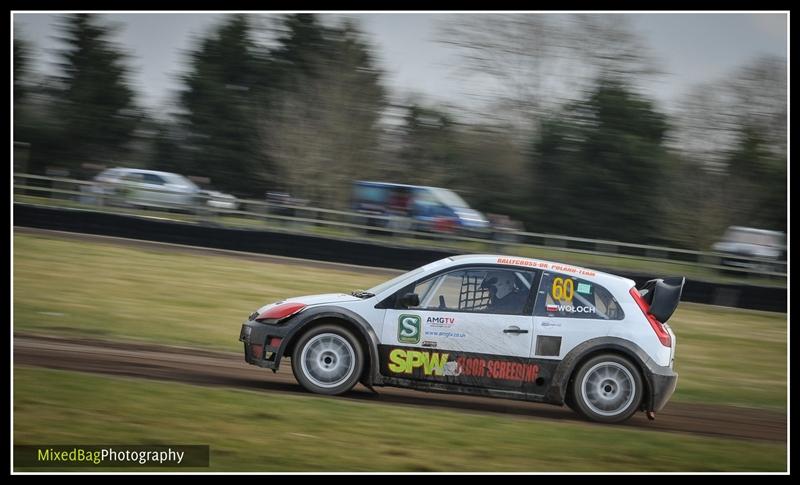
[552,277,574,301]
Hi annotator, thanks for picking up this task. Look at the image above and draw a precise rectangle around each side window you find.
[413,189,439,216]
[121,173,143,183]
[408,267,536,315]
[143,173,165,185]
[534,272,624,320]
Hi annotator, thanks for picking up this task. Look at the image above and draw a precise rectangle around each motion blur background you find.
[11,11,789,472]
[13,12,787,250]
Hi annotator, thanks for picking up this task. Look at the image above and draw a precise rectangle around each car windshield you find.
[366,266,428,296]
[163,173,199,190]
[96,168,125,180]
[431,188,469,208]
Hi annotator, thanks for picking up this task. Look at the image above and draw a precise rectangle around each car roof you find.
[443,254,635,289]
[354,180,441,192]
[108,168,184,178]
[726,226,785,236]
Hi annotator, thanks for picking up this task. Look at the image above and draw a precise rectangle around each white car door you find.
[118,172,148,206]
[531,272,624,360]
[140,173,175,207]
[379,266,541,392]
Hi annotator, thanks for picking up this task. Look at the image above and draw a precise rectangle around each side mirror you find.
[399,292,420,308]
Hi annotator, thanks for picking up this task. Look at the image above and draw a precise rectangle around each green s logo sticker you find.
[398,314,421,344]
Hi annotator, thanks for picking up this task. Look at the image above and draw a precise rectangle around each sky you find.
[12,12,788,114]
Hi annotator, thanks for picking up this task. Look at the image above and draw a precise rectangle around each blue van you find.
[352,181,490,234]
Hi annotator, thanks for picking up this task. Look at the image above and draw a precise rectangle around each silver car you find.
[712,226,786,273]
[89,168,202,212]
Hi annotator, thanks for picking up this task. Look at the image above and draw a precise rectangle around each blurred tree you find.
[529,79,669,243]
[659,153,732,250]
[451,125,530,225]
[671,55,786,172]
[13,34,31,104]
[727,57,787,162]
[13,89,65,176]
[667,55,787,246]
[723,125,786,232]
[49,14,140,171]
[437,14,658,140]
[570,15,661,82]
[392,104,459,187]
[13,33,37,174]
[436,15,666,239]
[437,14,573,138]
[383,102,530,223]
[147,118,187,175]
[272,14,329,77]
[114,113,180,174]
[178,14,275,196]
[265,14,387,208]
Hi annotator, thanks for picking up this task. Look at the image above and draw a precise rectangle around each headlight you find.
[239,324,252,342]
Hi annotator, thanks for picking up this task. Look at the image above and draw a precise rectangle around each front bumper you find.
[648,366,679,412]
[239,319,293,370]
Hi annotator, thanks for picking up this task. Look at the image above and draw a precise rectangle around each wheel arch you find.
[547,337,655,411]
[281,306,382,386]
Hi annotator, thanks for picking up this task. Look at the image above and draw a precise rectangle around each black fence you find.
[14,204,787,312]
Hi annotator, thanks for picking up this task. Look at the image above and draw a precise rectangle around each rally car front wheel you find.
[570,354,643,423]
[291,325,364,396]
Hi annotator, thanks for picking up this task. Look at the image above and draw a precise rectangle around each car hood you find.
[203,190,236,199]
[256,293,362,313]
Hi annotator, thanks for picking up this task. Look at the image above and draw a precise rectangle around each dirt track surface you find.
[14,333,786,443]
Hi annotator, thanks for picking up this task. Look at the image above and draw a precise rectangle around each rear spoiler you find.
[638,277,685,323]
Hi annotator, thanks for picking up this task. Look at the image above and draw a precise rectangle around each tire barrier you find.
[14,204,786,312]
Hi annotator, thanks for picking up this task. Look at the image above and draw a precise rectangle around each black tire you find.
[570,354,643,424]
[563,389,579,413]
[291,325,364,396]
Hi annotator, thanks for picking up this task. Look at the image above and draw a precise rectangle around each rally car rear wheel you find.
[571,354,643,423]
[292,325,364,396]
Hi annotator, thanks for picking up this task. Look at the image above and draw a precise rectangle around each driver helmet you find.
[481,270,516,299]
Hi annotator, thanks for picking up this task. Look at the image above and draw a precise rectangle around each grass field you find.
[13,231,787,410]
[13,367,787,472]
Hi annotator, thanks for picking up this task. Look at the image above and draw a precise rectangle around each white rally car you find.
[240,255,683,423]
